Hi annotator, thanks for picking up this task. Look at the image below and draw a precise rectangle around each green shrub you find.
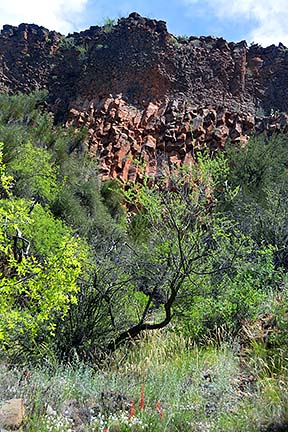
[8,142,58,203]
[0,147,89,361]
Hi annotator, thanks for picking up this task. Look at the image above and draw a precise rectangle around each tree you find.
[55,153,248,358]
[0,143,89,360]
[104,155,239,350]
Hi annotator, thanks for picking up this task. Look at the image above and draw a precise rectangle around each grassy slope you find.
[1,330,287,432]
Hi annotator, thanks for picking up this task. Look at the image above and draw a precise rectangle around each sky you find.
[0,0,287,47]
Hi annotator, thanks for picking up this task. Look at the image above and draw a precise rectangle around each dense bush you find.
[225,134,288,269]
[0,143,89,361]
[0,92,123,236]
[0,93,123,361]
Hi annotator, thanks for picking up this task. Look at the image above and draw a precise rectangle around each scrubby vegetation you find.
[0,93,287,431]
[2,331,287,432]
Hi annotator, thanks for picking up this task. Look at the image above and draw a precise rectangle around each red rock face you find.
[66,95,288,183]
[1,13,288,181]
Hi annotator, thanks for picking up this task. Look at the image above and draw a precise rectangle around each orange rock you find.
[183,152,194,167]
[142,102,159,124]
[143,135,157,149]
[69,108,80,117]
[181,121,191,134]
[213,125,229,141]
[169,154,181,165]
[120,157,133,182]
[177,133,186,142]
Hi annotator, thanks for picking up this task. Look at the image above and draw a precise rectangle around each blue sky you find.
[0,0,287,47]
[82,0,258,42]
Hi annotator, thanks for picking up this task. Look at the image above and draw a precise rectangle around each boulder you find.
[0,399,25,430]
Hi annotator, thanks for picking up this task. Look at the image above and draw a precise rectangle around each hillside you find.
[0,13,288,432]
[1,13,288,181]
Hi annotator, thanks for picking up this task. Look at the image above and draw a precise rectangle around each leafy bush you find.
[43,153,232,359]
[102,17,117,33]
[226,133,288,201]
[0,92,122,238]
[177,244,282,342]
[8,142,59,203]
[225,133,288,269]
[0,91,287,384]
[0,145,89,361]
[51,155,118,237]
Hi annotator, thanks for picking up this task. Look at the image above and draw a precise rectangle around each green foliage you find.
[178,34,190,42]
[178,244,282,341]
[0,172,89,356]
[52,149,283,358]
[52,152,232,359]
[0,142,13,198]
[226,133,288,201]
[225,133,288,270]
[53,236,149,360]
[8,142,59,203]
[51,155,119,237]
[58,36,88,60]
[232,185,288,269]
[169,36,182,48]
[0,91,47,126]
[102,17,117,33]
[0,89,288,432]
[0,92,121,238]
[0,90,287,397]
[101,180,126,222]
[1,332,287,432]
[0,94,122,362]
[59,36,76,50]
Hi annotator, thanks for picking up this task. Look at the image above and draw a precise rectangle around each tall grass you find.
[0,329,287,431]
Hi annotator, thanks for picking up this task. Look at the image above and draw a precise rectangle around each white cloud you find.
[0,0,88,34]
[183,0,288,46]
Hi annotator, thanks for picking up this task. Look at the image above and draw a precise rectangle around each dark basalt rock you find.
[1,13,288,181]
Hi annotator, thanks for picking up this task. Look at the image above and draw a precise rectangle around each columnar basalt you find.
[1,13,288,180]
[0,23,61,93]
[66,96,288,182]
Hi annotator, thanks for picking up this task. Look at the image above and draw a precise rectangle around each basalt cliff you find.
[1,12,288,181]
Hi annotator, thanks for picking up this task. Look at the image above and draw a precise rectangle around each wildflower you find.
[139,384,145,411]
[18,370,31,385]
[156,400,164,420]
[129,400,136,419]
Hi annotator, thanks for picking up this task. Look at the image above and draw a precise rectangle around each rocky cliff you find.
[1,13,288,180]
